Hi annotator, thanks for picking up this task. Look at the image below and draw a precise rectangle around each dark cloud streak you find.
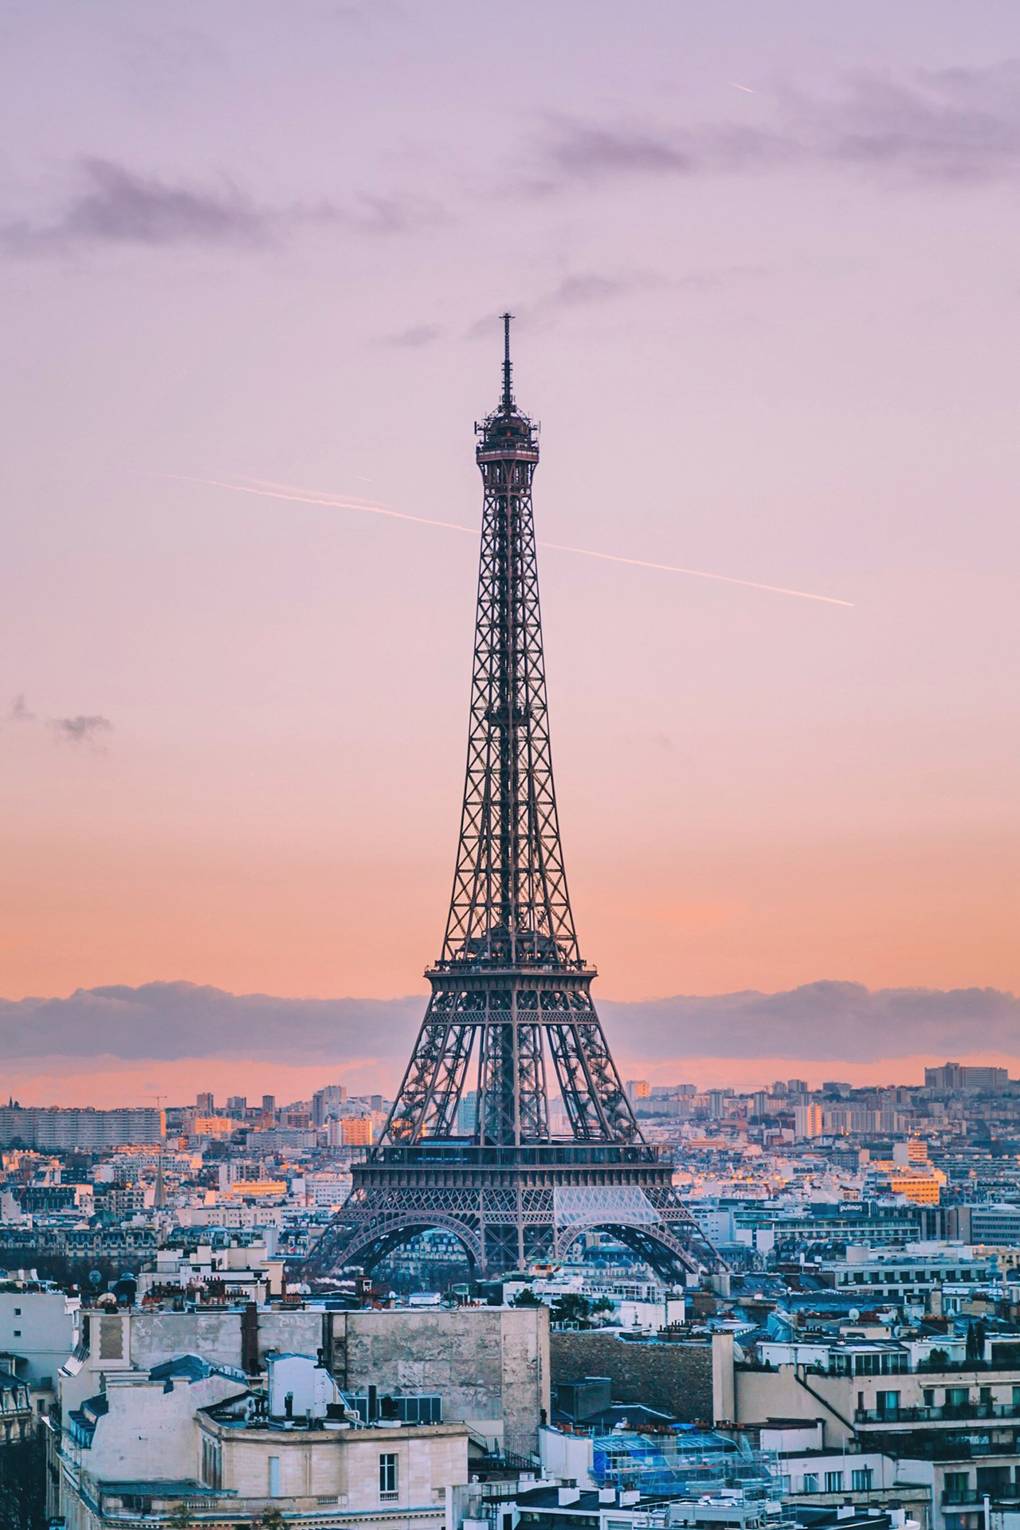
[1,159,272,254]
[6,695,112,748]
[0,980,1015,1071]
[531,62,1020,191]
[0,160,442,257]
[50,714,113,746]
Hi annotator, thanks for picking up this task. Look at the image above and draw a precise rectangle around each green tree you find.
[0,1433,47,1530]
[550,1293,597,1328]
[510,1288,543,1308]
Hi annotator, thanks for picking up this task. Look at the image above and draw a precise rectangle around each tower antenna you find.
[500,311,514,411]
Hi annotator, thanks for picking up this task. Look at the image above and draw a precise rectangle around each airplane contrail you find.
[170,473,854,608]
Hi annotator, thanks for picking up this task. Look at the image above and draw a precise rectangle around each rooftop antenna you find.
[500,311,514,411]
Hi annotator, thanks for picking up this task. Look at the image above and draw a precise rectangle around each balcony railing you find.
[856,1403,1019,1425]
[368,1142,665,1168]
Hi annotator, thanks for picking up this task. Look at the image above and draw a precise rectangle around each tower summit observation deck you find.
[306,315,723,1281]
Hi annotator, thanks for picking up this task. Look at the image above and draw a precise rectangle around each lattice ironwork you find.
[306,317,725,1283]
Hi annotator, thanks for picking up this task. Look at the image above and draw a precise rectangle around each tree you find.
[510,1288,543,1308]
[0,1433,47,1530]
[550,1293,598,1328]
[166,1507,195,1530]
[253,1511,286,1530]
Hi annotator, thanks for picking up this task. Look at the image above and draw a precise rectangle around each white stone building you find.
[58,1348,469,1530]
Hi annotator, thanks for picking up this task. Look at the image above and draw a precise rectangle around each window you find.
[876,1390,900,1417]
[201,1437,222,1489]
[803,1475,819,1494]
[825,1472,843,1494]
[380,1451,399,1499]
[268,1456,280,1498]
[852,1469,874,1492]
[944,1472,970,1505]
[12,1309,20,1317]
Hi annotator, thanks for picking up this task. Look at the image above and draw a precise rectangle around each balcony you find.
[856,1403,1019,1426]
[367,1142,666,1168]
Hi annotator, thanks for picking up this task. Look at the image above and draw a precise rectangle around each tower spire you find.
[500,310,514,411]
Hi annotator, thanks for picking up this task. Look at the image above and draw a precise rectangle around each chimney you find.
[240,1301,259,1375]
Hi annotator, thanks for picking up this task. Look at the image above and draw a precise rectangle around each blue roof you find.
[149,1354,215,1383]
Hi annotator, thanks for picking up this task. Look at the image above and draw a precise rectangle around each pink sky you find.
[2,4,1019,1098]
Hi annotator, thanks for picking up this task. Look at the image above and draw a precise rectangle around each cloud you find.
[537,117,785,186]
[385,322,444,348]
[0,983,421,1066]
[530,61,1020,191]
[812,62,1020,182]
[463,264,763,340]
[0,981,1015,1080]
[0,161,443,257]
[540,272,661,308]
[351,193,444,235]
[1,158,272,254]
[600,981,1020,1063]
[6,695,112,748]
[50,714,113,746]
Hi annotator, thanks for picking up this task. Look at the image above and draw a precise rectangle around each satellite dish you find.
[88,1269,103,1288]
[848,1308,861,1322]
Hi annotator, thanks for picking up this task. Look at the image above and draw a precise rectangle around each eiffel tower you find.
[307,317,723,1283]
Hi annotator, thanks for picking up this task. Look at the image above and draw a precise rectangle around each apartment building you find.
[735,1339,1020,1530]
[58,1348,468,1530]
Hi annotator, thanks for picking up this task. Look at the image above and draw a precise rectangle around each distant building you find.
[312,1083,347,1126]
[189,1114,234,1140]
[195,1091,214,1115]
[794,1102,824,1139]
[456,1091,478,1134]
[948,1202,1020,1245]
[341,1115,373,1146]
[924,1062,1010,1092]
[0,1106,163,1149]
